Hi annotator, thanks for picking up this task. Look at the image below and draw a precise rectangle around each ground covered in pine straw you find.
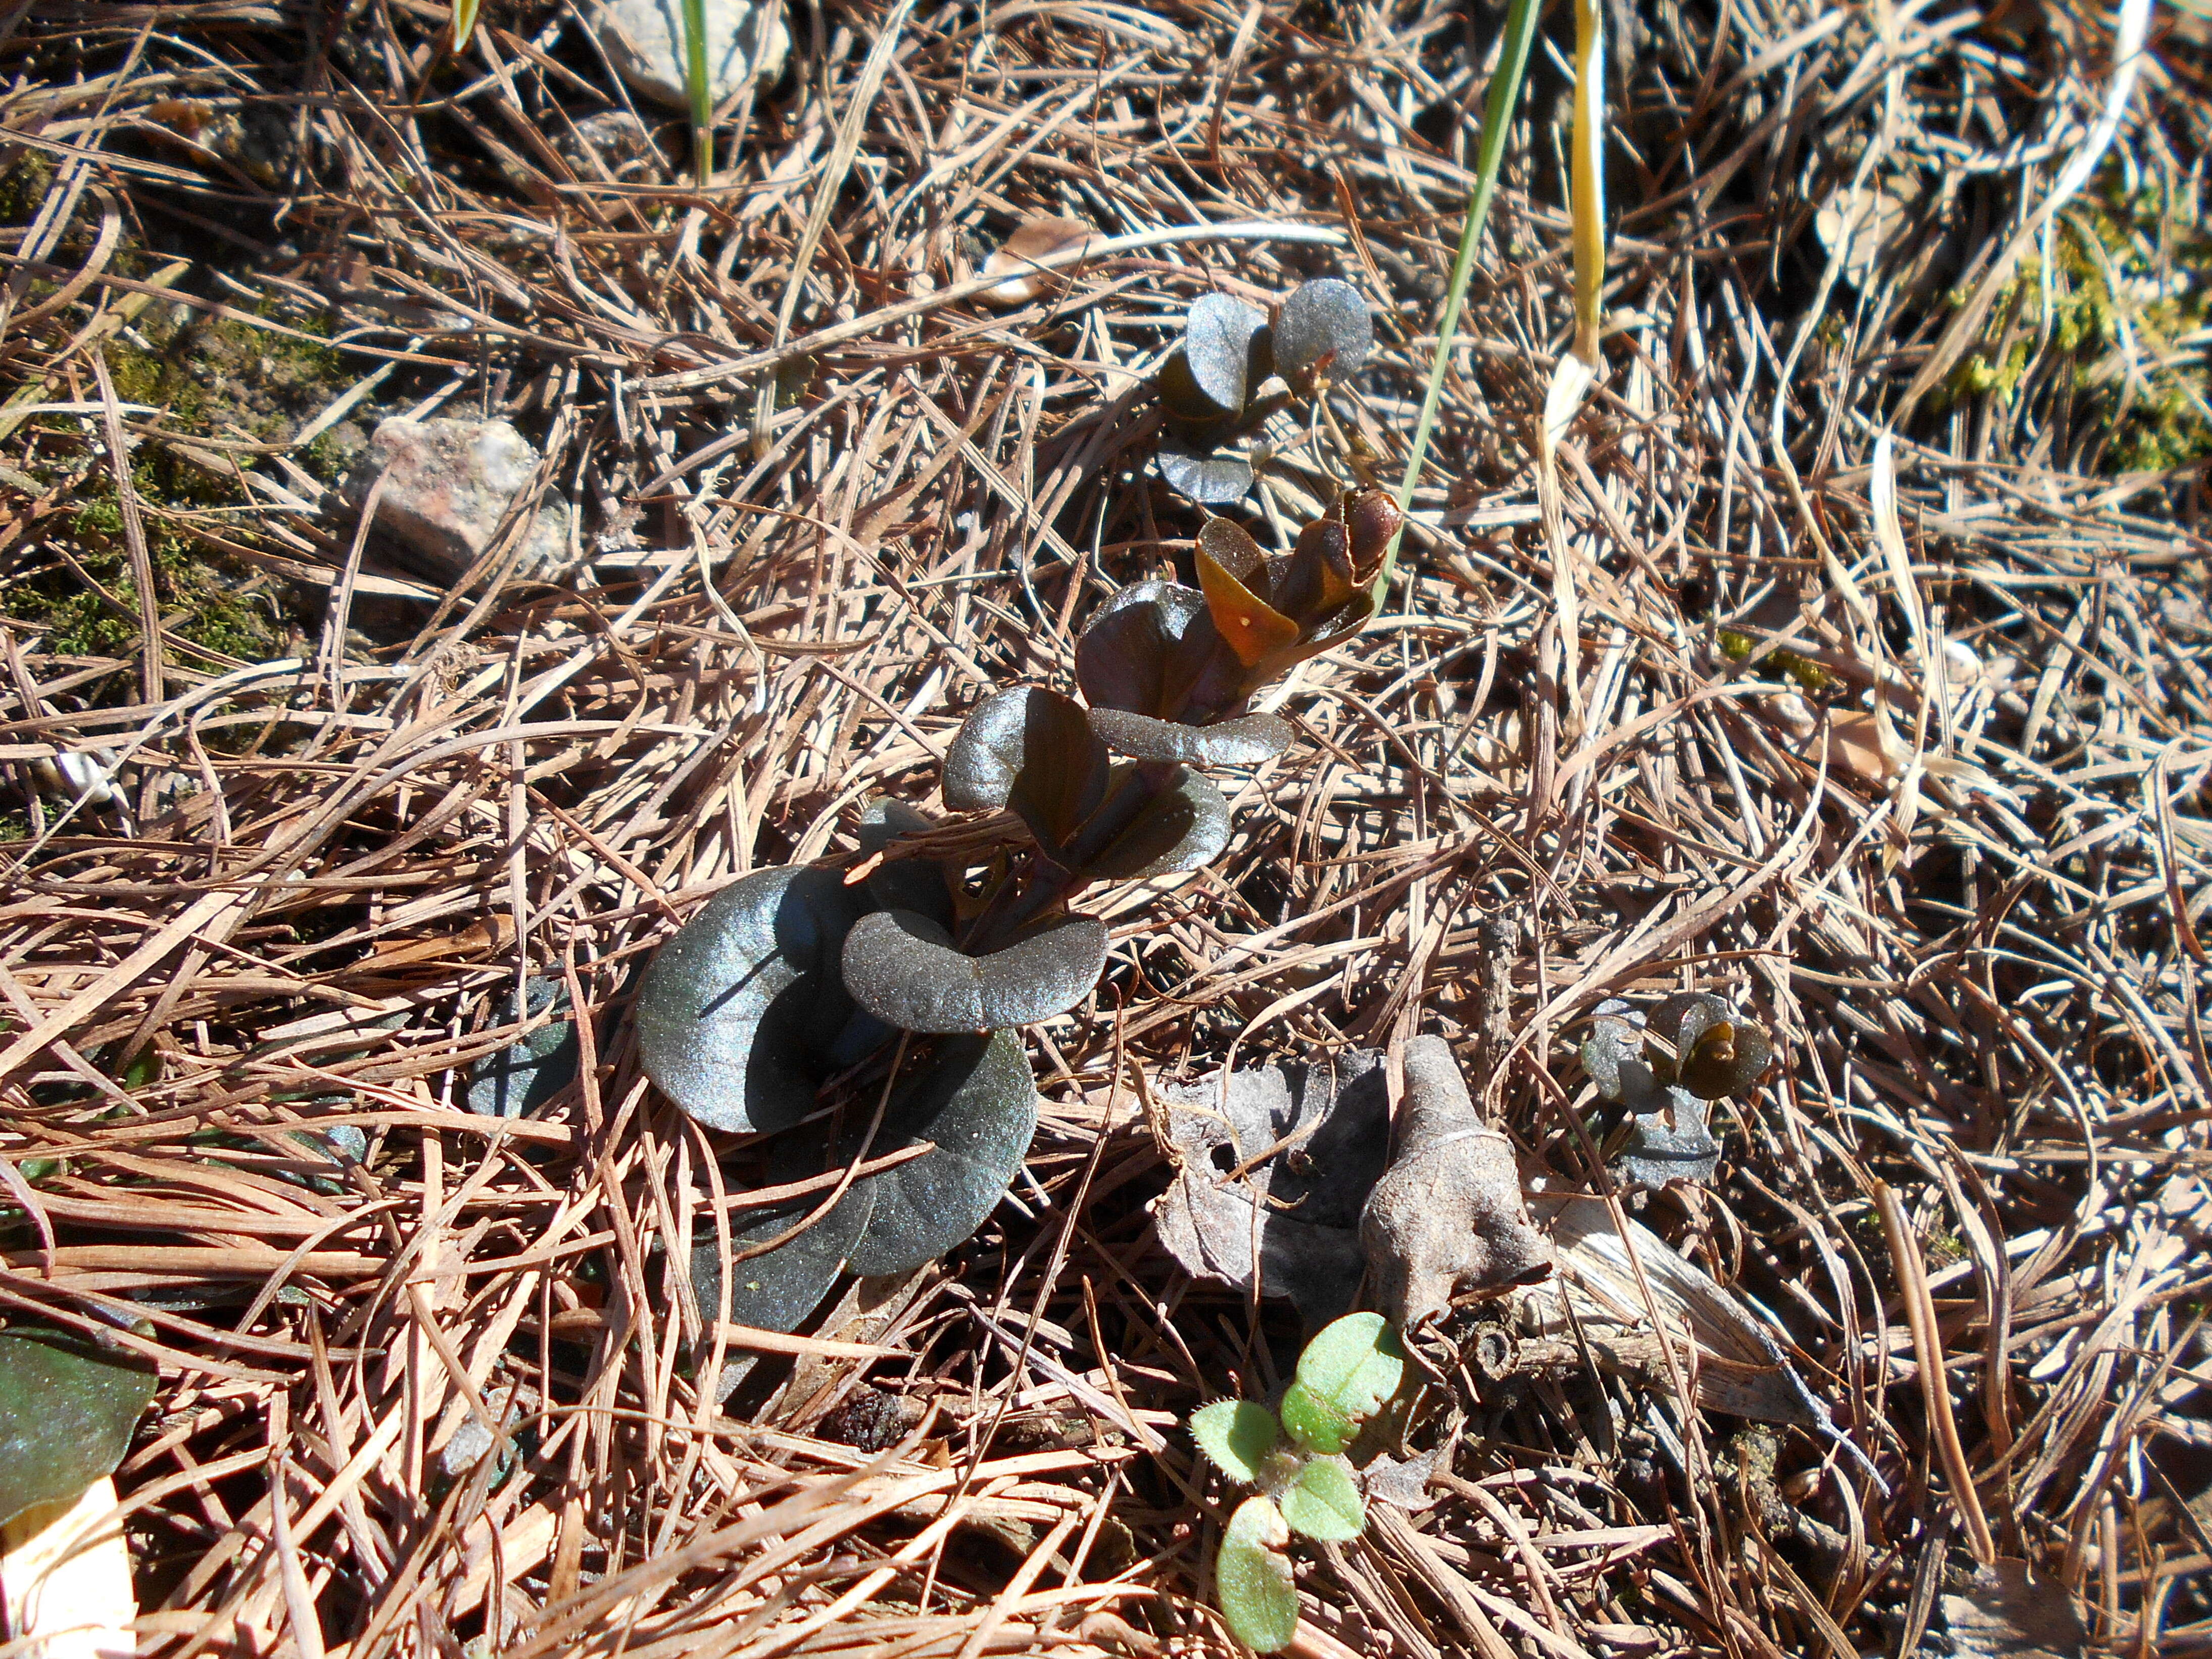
[4,0,2212,1653]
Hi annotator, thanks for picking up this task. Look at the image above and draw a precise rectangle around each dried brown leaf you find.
[979,217,1095,308]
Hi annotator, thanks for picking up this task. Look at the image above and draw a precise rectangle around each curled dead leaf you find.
[1361,1037,1551,1328]
[979,217,1095,308]
[1817,707,1904,784]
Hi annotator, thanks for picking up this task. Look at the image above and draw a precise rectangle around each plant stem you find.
[683,0,713,188]
[1569,0,1608,365]
[1377,0,1542,597]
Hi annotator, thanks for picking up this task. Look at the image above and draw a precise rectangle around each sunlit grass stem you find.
[1569,0,1607,363]
[683,0,713,187]
[1377,0,1541,597]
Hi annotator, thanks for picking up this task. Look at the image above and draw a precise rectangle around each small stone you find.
[815,1385,924,1453]
[555,110,670,184]
[346,418,578,588]
[588,0,790,114]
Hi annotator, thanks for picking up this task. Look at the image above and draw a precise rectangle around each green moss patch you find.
[1952,167,2212,473]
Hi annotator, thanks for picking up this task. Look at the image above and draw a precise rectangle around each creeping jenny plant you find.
[1189,1312,1409,1652]
[633,480,1403,1340]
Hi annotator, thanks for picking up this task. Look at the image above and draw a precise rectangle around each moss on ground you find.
[1953,168,2212,472]
[1,281,355,687]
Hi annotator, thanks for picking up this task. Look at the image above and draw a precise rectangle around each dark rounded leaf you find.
[637,866,875,1135]
[1273,277,1373,392]
[942,687,1110,858]
[1645,993,1773,1100]
[858,799,955,928]
[0,1327,155,1525]
[1613,1088,1722,1188]
[841,909,1108,1033]
[1158,436,1255,506]
[1178,292,1270,416]
[467,978,580,1118]
[1075,580,1209,718]
[1158,347,1222,425]
[1579,1001,1661,1107]
[1076,766,1231,880]
[1087,707,1292,766]
[690,1188,876,1338]
[1680,1024,1773,1100]
[841,1030,1039,1275]
[940,688,1037,811]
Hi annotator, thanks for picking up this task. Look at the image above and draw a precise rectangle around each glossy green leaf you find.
[840,910,1107,1034]
[0,1326,155,1526]
[1189,1399,1280,1483]
[1216,1494,1300,1654]
[1278,1455,1364,1542]
[1279,1312,1405,1454]
[1272,278,1373,394]
[467,978,580,1119]
[637,865,877,1134]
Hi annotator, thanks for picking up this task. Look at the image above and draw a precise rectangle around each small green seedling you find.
[1188,1312,1407,1653]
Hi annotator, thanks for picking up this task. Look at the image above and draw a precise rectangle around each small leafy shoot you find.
[1190,1399,1282,1484]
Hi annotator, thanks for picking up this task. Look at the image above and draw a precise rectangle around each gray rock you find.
[346,417,578,588]
[555,110,670,184]
[588,0,789,114]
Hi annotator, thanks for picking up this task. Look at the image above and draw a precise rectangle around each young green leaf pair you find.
[1188,1312,1409,1653]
